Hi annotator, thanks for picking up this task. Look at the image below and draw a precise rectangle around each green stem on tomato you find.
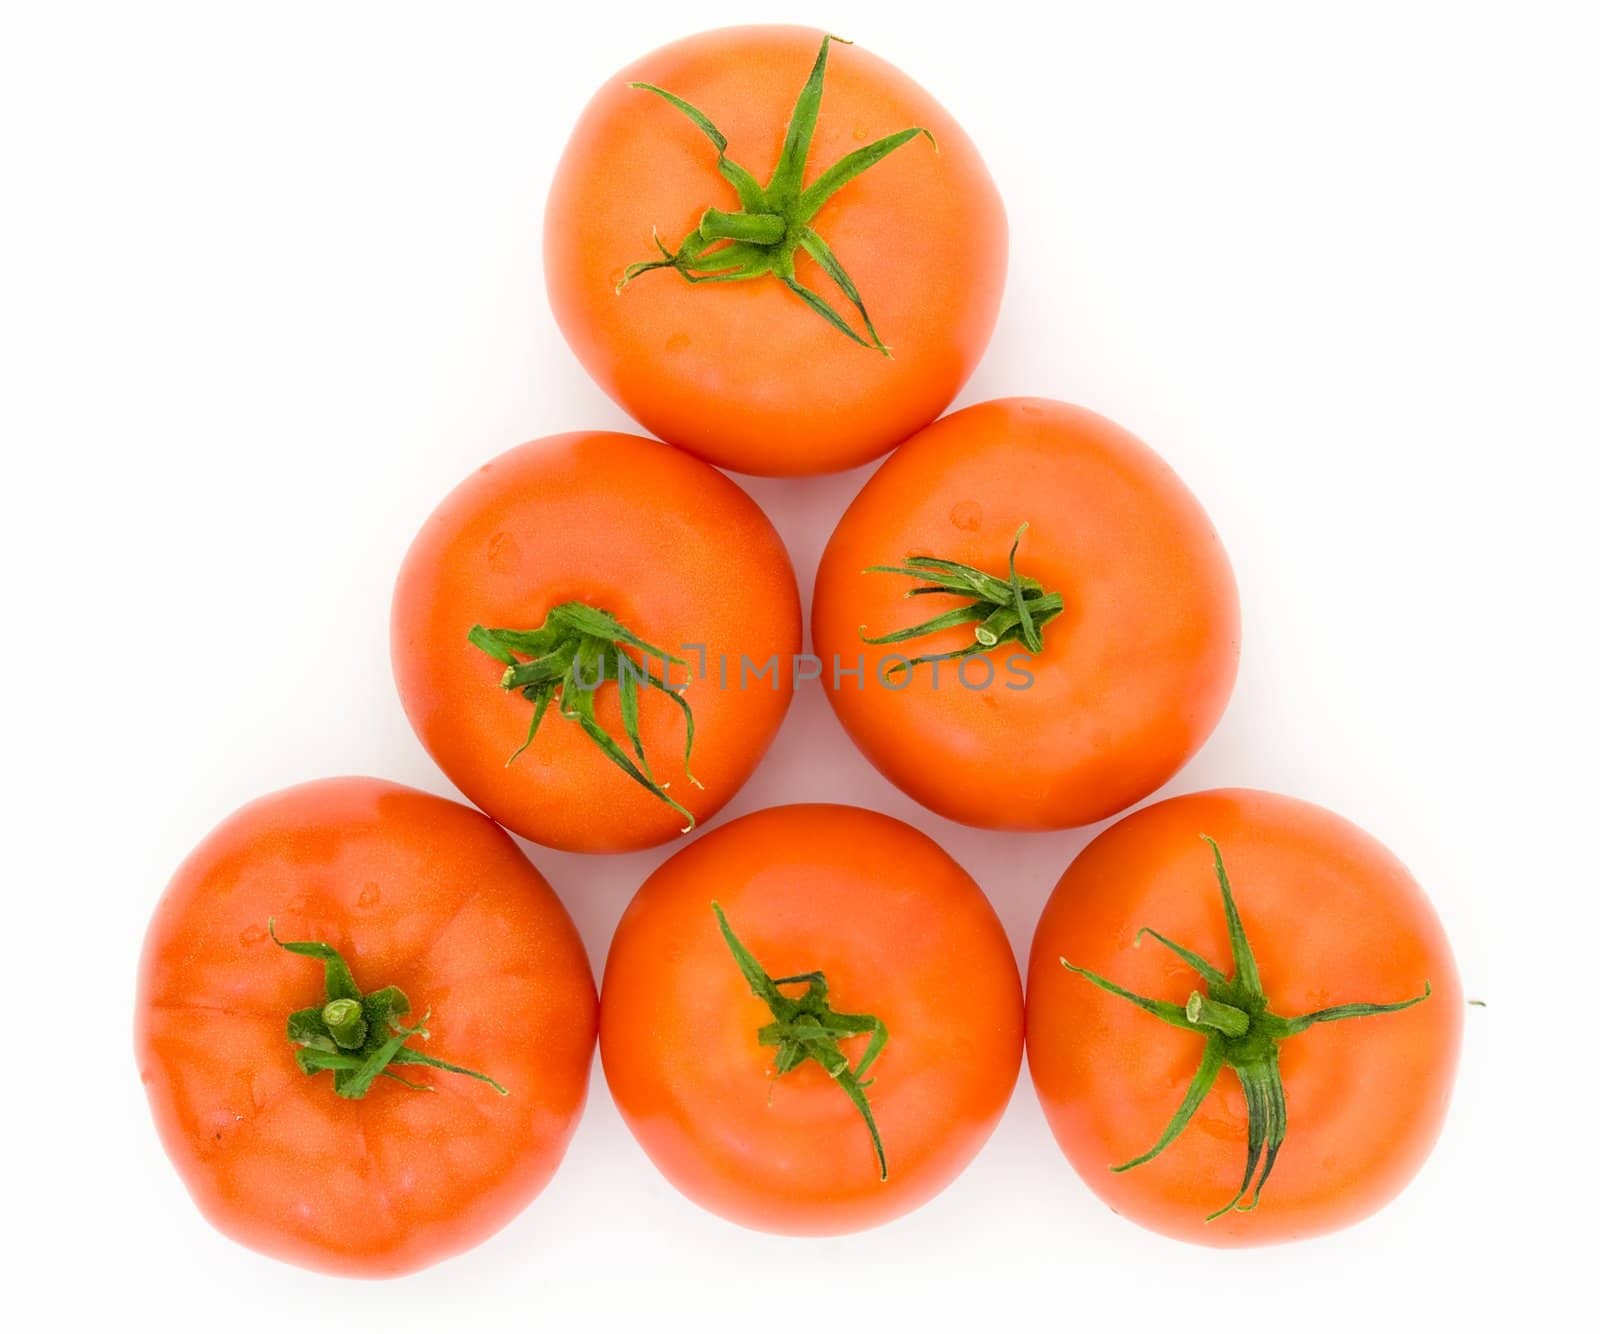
[468,601,702,832]
[859,524,1065,677]
[1184,990,1250,1037]
[1060,836,1431,1220]
[271,921,508,1100]
[615,34,934,353]
[713,903,891,1181]
[321,997,368,1049]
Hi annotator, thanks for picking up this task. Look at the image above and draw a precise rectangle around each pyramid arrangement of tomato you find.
[136,29,1463,1276]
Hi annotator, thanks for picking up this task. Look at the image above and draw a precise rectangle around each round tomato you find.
[392,431,800,852]
[812,397,1240,830]
[601,804,1022,1234]
[1026,788,1462,1246]
[135,778,597,1276]
[545,27,1006,476]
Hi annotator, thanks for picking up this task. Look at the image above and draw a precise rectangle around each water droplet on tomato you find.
[238,924,267,946]
[358,882,381,908]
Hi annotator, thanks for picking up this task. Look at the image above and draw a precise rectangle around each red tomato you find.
[1026,789,1462,1246]
[391,431,800,852]
[136,778,597,1276]
[545,27,1006,475]
[813,397,1240,829]
[601,804,1023,1234]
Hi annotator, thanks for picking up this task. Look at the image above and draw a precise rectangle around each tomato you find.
[1026,788,1462,1246]
[600,804,1023,1234]
[545,27,1006,476]
[812,397,1240,830]
[135,778,597,1276]
[391,431,800,852]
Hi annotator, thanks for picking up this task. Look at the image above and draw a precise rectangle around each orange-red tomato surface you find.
[813,397,1240,829]
[602,804,1023,1234]
[136,778,597,1276]
[391,431,800,852]
[1027,788,1462,1246]
[546,26,1006,476]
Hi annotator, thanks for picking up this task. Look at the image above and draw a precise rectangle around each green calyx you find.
[861,524,1064,675]
[713,903,890,1181]
[270,921,507,1100]
[617,34,934,353]
[468,601,701,831]
[1061,837,1430,1220]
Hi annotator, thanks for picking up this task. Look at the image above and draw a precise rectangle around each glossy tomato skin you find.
[545,26,1006,476]
[135,778,597,1277]
[813,398,1240,830]
[601,804,1023,1234]
[391,432,801,852]
[1026,789,1462,1247]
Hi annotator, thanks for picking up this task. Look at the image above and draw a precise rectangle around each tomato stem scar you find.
[468,602,702,831]
[859,523,1065,675]
[270,920,509,1100]
[1059,836,1430,1220]
[615,34,934,353]
[712,902,891,1181]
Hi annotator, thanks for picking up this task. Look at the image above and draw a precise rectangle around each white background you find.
[5,1,1596,1328]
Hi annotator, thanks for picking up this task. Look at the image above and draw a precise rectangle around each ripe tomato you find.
[812,397,1240,829]
[391,431,800,852]
[1026,788,1462,1246]
[545,27,1006,476]
[135,778,597,1276]
[601,804,1023,1234]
